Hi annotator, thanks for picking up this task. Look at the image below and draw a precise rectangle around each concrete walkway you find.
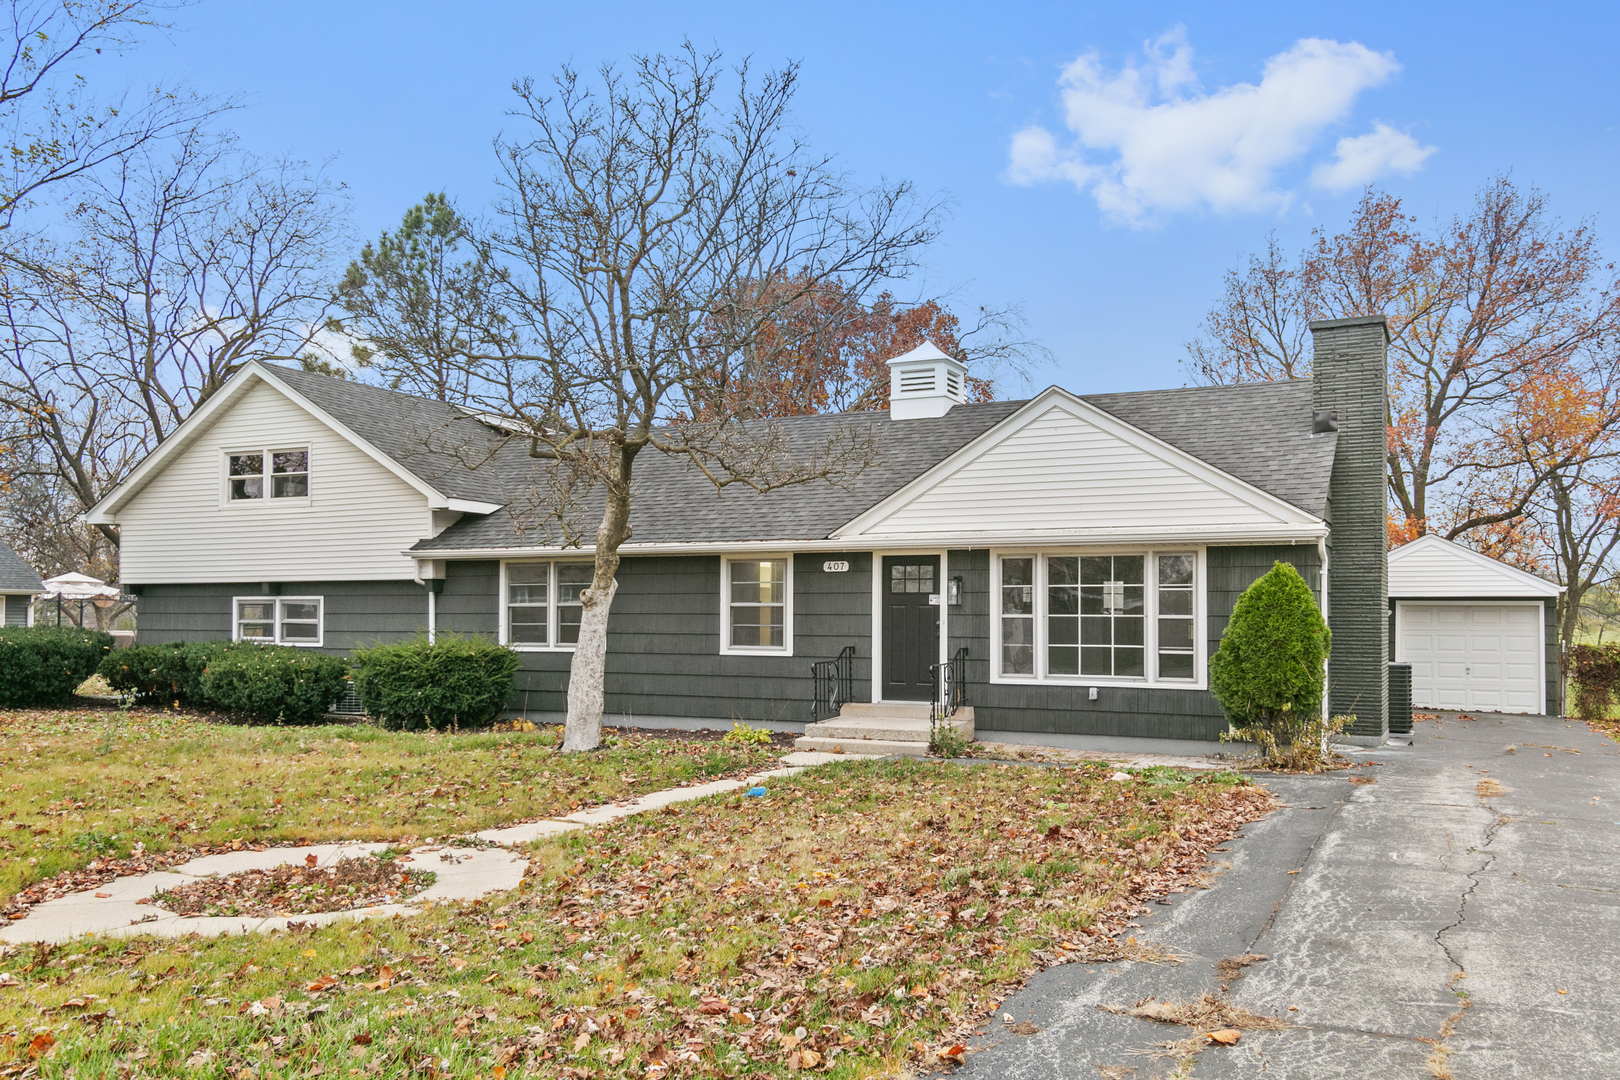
[956,713,1620,1079]
[0,756,845,945]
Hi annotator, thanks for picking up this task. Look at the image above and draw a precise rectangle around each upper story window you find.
[721,556,793,654]
[995,551,1201,685]
[500,560,593,650]
[227,448,310,502]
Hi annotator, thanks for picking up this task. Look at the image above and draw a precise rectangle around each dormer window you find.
[226,448,310,502]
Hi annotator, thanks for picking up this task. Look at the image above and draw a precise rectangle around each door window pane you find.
[891,563,935,594]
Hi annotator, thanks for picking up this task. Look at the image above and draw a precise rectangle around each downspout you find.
[1318,533,1330,721]
[428,587,437,644]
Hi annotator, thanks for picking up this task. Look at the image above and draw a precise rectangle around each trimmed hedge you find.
[99,642,233,705]
[0,627,115,707]
[1209,561,1332,752]
[352,633,519,730]
[99,641,351,724]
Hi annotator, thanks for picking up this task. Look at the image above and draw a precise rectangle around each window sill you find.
[222,498,312,510]
[505,645,577,653]
[989,674,1203,690]
[720,647,794,658]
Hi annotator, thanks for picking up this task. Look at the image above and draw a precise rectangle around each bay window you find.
[996,551,1200,684]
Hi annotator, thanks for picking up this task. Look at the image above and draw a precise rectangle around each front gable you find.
[1388,535,1562,598]
[834,389,1326,544]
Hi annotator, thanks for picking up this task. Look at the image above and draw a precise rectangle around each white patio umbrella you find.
[39,572,122,627]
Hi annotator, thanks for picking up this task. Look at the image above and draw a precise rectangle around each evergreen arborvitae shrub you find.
[0,627,115,706]
[352,633,520,731]
[1209,561,1332,756]
[99,641,235,705]
[196,644,352,724]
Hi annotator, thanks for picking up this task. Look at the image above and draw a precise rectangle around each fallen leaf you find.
[352,1032,372,1046]
[697,995,729,1014]
[306,975,340,993]
[1206,1029,1242,1045]
[94,891,112,898]
[941,1044,967,1064]
[572,1030,590,1051]
[27,1031,55,1058]
[363,965,394,991]
[305,853,318,868]
[800,1048,823,1066]
[449,956,469,971]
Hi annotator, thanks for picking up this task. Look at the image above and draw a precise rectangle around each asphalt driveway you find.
[956,713,1620,1079]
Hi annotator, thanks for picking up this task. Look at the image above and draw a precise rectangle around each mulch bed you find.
[150,855,435,918]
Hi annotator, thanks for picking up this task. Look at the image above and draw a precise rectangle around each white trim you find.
[833,387,1325,541]
[719,554,795,656]
[870,549,948,703]
[407,523,1328,562]
[231,595,325,647]
[988,546,1207,690]
[498,558,592,652]
[427,587,437,644]
[1394,599,1548,716]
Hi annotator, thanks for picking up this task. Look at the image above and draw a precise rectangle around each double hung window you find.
[234,597,323,646]
[502,561,593,649]
[996,552,1200,684]
[723,557,792,653]
[227,448,310,502]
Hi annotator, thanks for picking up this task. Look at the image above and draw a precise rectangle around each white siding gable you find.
[836,394,1322,543]
[117,380,432,583]
[1389,535,1561,599]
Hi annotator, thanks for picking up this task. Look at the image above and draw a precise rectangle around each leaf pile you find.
[150,855,437,918]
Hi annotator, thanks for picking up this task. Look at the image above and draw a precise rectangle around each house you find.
[1389,534,1563,716]
[87,315,1397,748]
[0,540,42,626]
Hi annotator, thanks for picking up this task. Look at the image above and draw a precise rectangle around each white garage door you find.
[1398,603,1543,714]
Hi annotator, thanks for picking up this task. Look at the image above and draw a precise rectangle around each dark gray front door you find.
[883,556,939,701]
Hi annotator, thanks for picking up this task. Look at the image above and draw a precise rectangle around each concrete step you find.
[793,736,932,758]
[836,701,935,720]
[802,713,974,744]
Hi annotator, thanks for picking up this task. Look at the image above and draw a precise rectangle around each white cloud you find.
[1008,28,1426,225]
[1311,122,1436,192]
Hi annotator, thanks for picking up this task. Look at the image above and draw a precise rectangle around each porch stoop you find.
[793,702,975,758]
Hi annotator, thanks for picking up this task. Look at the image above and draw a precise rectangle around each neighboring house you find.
[0,541,42,626]
[1389,534,1563,716]
[87,315,1397,745]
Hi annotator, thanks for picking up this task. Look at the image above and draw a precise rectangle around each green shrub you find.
[352,633,519,731]
[99,641,234,704]
[1563,643,1620,721]
[197,645,352,724]
[1209,561,1332,760]
[0,627,115,707]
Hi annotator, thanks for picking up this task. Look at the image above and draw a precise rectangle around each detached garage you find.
[1389,535,1563,716]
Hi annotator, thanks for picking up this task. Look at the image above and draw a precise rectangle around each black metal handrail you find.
[810,645,856,722]
[931,646,969,724]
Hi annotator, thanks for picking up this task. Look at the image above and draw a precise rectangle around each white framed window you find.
[499,560,595,650]
[992,550,1203,686]
[233,596,324,646]
[721,556,793,655]
[224,447,311,504]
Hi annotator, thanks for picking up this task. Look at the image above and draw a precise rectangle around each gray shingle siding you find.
[1311,316,1390,739]
[136,580,430,652]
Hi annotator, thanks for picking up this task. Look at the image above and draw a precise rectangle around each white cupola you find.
[886,340,969,420]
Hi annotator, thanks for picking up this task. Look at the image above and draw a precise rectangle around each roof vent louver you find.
[887,340,970,421]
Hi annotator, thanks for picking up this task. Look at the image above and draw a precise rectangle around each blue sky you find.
[96,1,1619,395]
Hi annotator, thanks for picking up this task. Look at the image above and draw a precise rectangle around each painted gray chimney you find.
[1310,315,1389,744]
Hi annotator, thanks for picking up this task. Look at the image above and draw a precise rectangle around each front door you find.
[882,556,940,701]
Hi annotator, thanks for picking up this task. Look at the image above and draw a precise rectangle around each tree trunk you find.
[561,448,636,752]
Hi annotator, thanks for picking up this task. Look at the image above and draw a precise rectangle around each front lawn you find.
[0,758,1273,1078]
[0,706,784,904]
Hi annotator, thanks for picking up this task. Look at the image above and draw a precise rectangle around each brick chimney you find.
[1310,315,1390,744]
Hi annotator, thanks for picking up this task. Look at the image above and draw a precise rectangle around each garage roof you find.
[1388,535,1562,598]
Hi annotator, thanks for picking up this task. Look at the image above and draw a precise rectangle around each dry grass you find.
[1102,993,1292,1032]
[0,758,1273,1079]
[0,706,782,902]
[1475,777,1510,798]
[1214,952,1268,982]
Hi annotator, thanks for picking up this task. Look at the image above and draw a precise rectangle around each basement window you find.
[233,596,323,647]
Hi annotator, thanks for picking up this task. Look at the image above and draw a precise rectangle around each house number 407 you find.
[822,560,850,573]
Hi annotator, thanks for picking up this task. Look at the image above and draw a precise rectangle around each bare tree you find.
[0,131,346,568]
[427,46,944,751]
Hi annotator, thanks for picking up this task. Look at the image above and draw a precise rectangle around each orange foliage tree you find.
[1186,178,1620,622]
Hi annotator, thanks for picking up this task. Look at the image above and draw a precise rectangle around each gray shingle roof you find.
[261,364,511,505]
[400,378,1333,552]
[0,539,43,592]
